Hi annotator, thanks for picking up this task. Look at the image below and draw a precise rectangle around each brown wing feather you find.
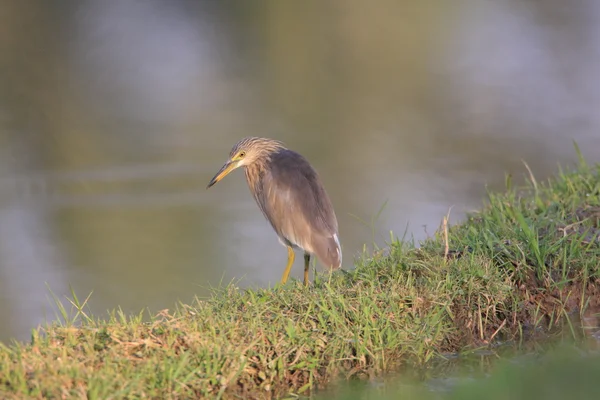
[248,149,341,269]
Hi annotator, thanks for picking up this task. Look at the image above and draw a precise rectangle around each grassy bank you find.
[1,156,599,399]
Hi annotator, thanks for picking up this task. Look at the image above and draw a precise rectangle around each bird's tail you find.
[314,233,342,270]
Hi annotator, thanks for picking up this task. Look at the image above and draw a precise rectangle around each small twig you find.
[489,319,507,342]
[443,207,453,260]
[478,302,484,340]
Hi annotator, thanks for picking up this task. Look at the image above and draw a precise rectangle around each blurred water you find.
[316,344,600,400]
[1,0,599,342]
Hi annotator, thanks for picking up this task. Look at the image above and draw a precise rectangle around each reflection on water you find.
[1,0,599,342]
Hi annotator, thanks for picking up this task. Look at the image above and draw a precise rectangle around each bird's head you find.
[207,137,285,188]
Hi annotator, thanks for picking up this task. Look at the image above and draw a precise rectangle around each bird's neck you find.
[244,162,265,193]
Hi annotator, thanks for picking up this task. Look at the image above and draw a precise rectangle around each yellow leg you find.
[281,246,295,284]
[303,253,310,286]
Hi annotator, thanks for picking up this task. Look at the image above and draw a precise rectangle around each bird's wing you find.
[256,150,341,268]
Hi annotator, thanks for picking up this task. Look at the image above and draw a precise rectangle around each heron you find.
[207,137,341,285]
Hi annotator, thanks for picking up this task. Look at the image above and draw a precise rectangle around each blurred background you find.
[0,0,599,342]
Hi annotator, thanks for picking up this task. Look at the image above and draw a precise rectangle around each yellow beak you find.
[207,160,237,188]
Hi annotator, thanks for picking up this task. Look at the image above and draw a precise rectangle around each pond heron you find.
[207,137,341,285]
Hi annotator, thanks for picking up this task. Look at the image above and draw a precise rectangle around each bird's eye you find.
[238,151,246,158]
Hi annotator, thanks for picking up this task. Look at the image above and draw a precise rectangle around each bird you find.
[207,137,341,286]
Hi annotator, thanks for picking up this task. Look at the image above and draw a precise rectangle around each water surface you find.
[1,0,599,342]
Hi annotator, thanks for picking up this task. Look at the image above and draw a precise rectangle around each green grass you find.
[1,155,599,399]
